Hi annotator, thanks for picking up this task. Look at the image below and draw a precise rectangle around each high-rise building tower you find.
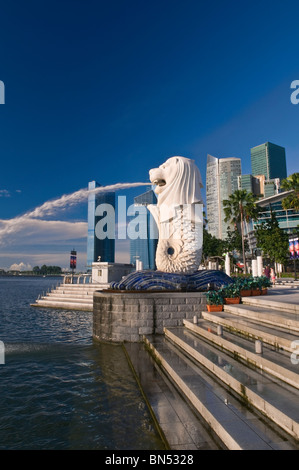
[206,155,241,239]
[237,174,262,196]
[129,189,158,270]
[87,181,115,270]
[251,142,287,181]
[206,155,220,239]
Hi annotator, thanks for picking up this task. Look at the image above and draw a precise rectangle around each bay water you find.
[0,276,165,450]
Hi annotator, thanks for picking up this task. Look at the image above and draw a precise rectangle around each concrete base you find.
[93,290,207,343]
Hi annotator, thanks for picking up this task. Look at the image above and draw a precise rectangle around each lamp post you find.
[70,249,77,284]
[295,237,298,281]
[289,235,298,281]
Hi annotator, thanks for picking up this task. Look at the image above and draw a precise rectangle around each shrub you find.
[220,283,241,298]
[205,290,224,305]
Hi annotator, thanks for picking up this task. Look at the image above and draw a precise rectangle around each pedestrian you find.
[264,265,270,279]
[270,268,276,285]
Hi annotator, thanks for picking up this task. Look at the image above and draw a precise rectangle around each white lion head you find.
[149,156,203,207]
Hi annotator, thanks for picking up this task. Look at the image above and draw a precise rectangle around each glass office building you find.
[129,189,158,270]
[206,155,241,239]
[245,191,299,253]
[87,181,115,270]
[206,155,220,239]
[251,142,287,181]
[238,174,262,196]
[255,191,299,232]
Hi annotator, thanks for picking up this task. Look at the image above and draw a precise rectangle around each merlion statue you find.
[148,156,203,274]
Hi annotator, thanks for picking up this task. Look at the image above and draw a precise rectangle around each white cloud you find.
[0,190,10,197]
[0,218,87,245]
[0,183,150,270]
[9,262,32,271]
[0,218,88,270]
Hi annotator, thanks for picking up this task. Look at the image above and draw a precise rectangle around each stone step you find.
[48,292,96,299]
[182,320,299,389]
[163,327,299,442]
[124,342,223,450]
[273,285,299,290]
[223,304,299,332]
[56,283,105,288]
[202,311,299,353]
[31,282,108,311]
[241,296,299,314]
[144,334,298,450]
[40,295,93,304]
[32,299,93,311]
[55,286,105,293]
[276,280,299,285]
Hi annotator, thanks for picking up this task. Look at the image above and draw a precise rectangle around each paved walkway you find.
[267,286,299,305]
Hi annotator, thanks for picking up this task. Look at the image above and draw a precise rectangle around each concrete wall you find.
[93,291,207,343]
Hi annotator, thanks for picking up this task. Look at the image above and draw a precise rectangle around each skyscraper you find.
[206,155,220,239]
[251,142,287,181]
[238,174,262,196]
[206,155,241,239]
[87,181,115,270]
[129,189,158,270]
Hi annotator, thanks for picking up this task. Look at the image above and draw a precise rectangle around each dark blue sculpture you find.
[110,269,233,292]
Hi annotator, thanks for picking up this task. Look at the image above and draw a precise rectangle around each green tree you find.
[40,265,62,275]
[40,264,48,275]
[223,190,260,274]
[255,213,289,266]
[224,226,249,254]
[281,172,299,211]
[202,228,224,265]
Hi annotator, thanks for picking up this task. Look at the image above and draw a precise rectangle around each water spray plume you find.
[0,182,149,243]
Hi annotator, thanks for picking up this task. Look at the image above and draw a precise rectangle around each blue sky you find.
[0,0,299,270]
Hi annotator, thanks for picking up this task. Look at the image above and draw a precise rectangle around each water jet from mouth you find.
[0,181,149,242]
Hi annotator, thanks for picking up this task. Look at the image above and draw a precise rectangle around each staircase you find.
[31,283,108,311]
[275,278,299,289]
[142,294,299,450]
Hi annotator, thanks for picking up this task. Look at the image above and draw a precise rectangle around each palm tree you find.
[281,173,299,211]
[223,190,260,274]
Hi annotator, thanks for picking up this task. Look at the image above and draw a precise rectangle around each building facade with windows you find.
[244,190,299,254]
[237,174,262,196]
[255,191,299,233]
[206,155,241,239]
[87,181,115,270]
[251,142,287,182]
[129,189,158,270]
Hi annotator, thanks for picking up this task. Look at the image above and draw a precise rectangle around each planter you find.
[261,288,268,295]
[224,297,240,304]
[207,304,223,312]
[240,289,252,297]
[251,289,261,296]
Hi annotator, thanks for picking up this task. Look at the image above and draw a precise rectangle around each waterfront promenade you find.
[125,286,299,450]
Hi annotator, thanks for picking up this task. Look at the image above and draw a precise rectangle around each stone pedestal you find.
[225,253,230,277]
[252,259,258,277]
[257,256,263,277]
[93,291,207,343]
[91,262,134,284]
